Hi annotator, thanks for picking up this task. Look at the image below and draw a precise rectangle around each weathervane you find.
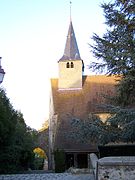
[70,1,72,22]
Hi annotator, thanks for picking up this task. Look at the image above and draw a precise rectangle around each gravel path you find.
[0,173,95,180]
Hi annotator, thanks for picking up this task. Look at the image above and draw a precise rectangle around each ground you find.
[0,172,95,180]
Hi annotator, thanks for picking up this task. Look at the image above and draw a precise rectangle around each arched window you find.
[71,62,74,68]
[66,62,70,68]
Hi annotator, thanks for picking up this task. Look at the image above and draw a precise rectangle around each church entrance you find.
[77,154,88,168]
[65,153,88,169]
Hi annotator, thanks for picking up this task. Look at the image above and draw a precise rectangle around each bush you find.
[54,149,65,173]
[33,157,44,170]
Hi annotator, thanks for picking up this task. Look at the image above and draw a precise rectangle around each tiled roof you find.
[59,21,82,61]
[51,75,117,117]
[50,75,117,150]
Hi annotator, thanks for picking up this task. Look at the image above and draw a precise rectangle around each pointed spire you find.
[59,21,82,61]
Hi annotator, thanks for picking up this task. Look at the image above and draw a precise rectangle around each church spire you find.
[60,7,84,63]
[59,2,82,61]
[59,21,82,61]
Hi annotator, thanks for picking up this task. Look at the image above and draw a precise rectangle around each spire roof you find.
[59,21,82,61]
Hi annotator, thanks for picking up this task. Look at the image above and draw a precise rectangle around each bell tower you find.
[58,21,84,90]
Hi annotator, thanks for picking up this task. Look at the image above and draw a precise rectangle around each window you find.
[71,62,74,68]
[66,62,74,68]
[66,62,70,68]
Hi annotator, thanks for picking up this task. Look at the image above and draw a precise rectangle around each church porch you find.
[65,149,99,170]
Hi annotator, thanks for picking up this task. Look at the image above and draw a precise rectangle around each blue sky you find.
[0,0,111,130]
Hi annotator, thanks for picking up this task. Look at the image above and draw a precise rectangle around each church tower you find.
[58,20,84,90]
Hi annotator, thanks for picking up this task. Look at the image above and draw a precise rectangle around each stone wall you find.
[90,153,98,176]
[90,155,135,180]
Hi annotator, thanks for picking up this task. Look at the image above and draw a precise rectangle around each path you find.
[0,172,95,180]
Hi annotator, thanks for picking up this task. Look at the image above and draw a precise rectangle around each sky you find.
[0,0,111,130]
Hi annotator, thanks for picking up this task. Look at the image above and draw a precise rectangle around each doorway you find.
[66,154,74,169]
[65,153,88,169]
[77,154,88,168]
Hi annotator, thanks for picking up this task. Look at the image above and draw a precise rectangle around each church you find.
[48,19,117,170]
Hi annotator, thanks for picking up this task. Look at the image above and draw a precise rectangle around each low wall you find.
[90,155,135,180]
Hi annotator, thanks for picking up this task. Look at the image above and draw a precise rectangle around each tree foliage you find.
[90,0,135,106]
[68,107,135,145]
[106,105,135,143]
[0,88,38,174]
[0,89,16,147]
[37,121,49,158]
[68,114,109,145]
[89,0,135,144]
[73,115,101,142]
[54,149,65,173]
[33,147,47,159]
[91,0,135,75]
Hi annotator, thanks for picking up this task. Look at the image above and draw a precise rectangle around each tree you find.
[106,105,135,143]
[90,0,135,106]
[33,147,47,170]
[0,89,16,147]
[67,114,109,145]
[0,88,38,173]
[33,147,47,158]
[37,121,49,158]
[54,149,65,173]
[0,88,18,173]
[11,112,38,171]
[89,0,135,145]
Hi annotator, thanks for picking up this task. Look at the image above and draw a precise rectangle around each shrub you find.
[54,149,65,173]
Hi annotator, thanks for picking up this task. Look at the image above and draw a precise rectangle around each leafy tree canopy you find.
[90,0,135,106]
[33,147,47,159]
[91,0,135,76]
[86,0,135,146]
[0,88,38,173]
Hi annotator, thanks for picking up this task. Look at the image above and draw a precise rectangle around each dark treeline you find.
[0,88,38,174]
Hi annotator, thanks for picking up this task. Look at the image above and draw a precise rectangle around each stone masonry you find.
[90,154,135,180]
